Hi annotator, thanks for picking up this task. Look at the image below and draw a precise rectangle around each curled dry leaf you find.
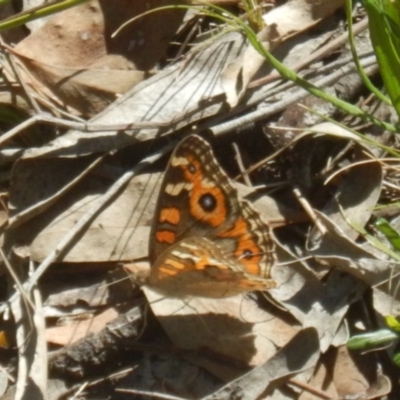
[221,24,281,107]
[332,346,374,399]
[297,344,389,400]
[311,211,398,289]
[263,0,346,37]
[307,125,382,244]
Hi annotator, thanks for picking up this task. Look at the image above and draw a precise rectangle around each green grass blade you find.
[0,0,90,32]
[375,218,400,252]
[364,0,400,117]
[346,0,391,105]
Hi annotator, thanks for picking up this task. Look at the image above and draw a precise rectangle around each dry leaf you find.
[11,0,186,116]
[144,287,299,370]
[45,307,118,346]
[202,328,320,399]
[264,0,345,37]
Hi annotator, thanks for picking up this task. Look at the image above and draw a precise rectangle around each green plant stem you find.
[0,0,89,31]
[346,0,391,105]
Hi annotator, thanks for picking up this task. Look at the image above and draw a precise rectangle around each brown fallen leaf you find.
[46,307,119,346]
[9,0,186,116]
[143,287,300,370]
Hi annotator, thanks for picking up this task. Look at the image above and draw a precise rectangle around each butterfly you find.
[147,134,277,298]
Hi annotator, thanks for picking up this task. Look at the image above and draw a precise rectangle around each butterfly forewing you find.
[150,135,241,262]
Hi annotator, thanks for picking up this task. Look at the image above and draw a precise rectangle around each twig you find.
[0,248,34,310]
[2,41,42,115]
[116,388,187,400]
[0,116,38,148]
[292,187,326,235]
[0,112,189,148]
[29,277,48,398]
[288,378,334,400]
[232,142,252,186]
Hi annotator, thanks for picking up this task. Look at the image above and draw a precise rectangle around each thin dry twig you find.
[116,388,187,400]
[232,142,252,186]
[0,112,191,148]
[13,262,47,400]
[288,378,334,400]
[0,248,34,310]
[2,42,42,116]
[292,187,327,235]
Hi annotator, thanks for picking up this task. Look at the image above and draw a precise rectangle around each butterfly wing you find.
[150,134,275,285]
[150,237,276,298]
[150,135,239,260]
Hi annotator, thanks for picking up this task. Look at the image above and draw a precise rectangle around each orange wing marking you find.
[218,217,262,276]
[181,155,227,227]
[158,259,186,276]
[159,207,181,225]
[156,230,176,244]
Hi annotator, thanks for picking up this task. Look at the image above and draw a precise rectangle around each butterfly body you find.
[149,134,276,298]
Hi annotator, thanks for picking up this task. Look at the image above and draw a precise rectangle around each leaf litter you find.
[0,0,399,399]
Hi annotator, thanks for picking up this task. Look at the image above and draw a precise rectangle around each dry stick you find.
[0,116,39,147]
[12,293,29,400]
[0,141,175,316]
[36,113,179,131]
[8,154,107,229]
[116,388,186,400]
[13,262,42,400]
[1,41,88,124]
[70,382,89,400]
[0,112,185,148]
[64,367,135,399]
[0,248,34,310]
[292,187,326,235]
[232,142,252,186]
[288,378,334,400]
[27,277,47,398]
[2,43,42,116]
